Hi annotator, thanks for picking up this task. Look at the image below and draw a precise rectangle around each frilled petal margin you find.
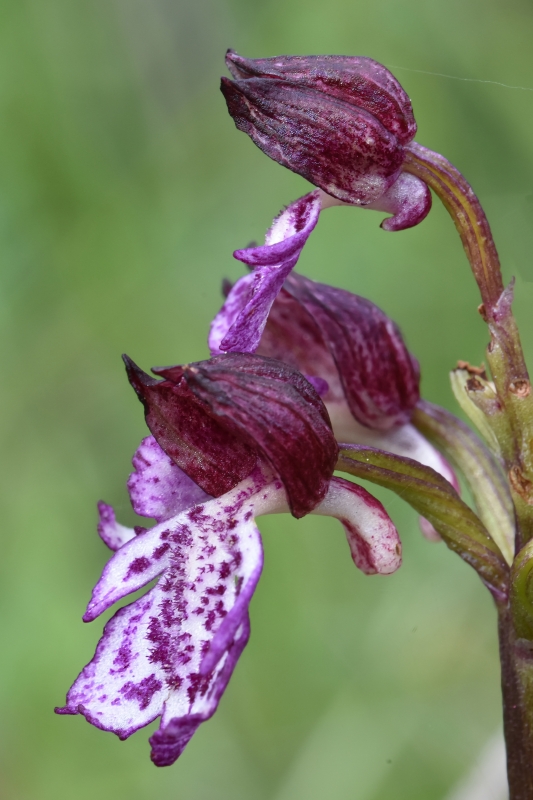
[210,191,321,354]
[57,444,401,765]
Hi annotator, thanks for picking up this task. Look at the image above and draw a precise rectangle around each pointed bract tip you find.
[122,354,158,402]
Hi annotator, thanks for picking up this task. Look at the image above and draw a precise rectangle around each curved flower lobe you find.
[211,191,321,354]
[314,476,401,574]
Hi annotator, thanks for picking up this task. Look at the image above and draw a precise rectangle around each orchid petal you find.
[225,51,417,145]
[56,470,288,761]
[256,286,344,401]
[149,615,250,766]
[208,273,255,355]
[124,357,258,498]
[221,77,404,206]
[212,192,321,354]
[97,502,136,551]
[366,172,432,231]
[183,354,338,518]
[219,256,299,353]
[56,587,168,737]
[83,523,173,622]
[128,436,211,523]
[313,476,401,574]
[280,272,420,431]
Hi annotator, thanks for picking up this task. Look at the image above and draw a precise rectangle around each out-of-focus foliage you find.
[1,0,533,797]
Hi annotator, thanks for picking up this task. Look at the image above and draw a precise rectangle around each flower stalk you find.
[404,143,533,548]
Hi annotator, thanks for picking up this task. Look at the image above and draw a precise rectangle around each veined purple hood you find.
[221,51,431,228]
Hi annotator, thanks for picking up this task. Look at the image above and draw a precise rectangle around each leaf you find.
[337,444,509,601]
[413,400,515,565]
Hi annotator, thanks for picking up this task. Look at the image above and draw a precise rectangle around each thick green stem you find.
[499,607,533,799]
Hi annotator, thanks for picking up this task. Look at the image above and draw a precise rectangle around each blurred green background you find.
[2,0,533,797]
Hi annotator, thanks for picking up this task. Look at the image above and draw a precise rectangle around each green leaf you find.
[413,400,515,565]
[337,444,509,601]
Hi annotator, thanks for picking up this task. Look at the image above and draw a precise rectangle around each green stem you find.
[499,606,533,799]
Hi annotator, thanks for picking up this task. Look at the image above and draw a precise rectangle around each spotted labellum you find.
[56,353,402,765]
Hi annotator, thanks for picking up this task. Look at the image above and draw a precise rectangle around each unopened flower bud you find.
[221,50,430,224]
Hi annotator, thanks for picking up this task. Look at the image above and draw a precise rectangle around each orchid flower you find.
[221,51,431,227]
[56,353,402,766]
[210,267,458,540]
[215,52,431,366]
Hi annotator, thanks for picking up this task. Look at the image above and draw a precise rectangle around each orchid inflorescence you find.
[57,52,533,796]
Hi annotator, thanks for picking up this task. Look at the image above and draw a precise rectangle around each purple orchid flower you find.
[221,51,431,229]
[56,353,402,766]
[210,274,458,541]
[215,53,431,352]
[208,183,432,358]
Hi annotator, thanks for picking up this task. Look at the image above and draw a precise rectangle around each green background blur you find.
[2,0,533,798]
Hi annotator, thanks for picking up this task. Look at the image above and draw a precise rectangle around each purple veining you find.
[221,51,431,229]
[125,352,338,519]
[212,191,322,355]
[56,468,275,759]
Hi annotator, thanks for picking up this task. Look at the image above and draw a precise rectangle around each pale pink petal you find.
[366,172,431,231]
[128,436,211,523]
[97,502,137,551]
[312,476,401,575]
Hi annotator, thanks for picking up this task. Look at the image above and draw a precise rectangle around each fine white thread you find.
[386,63,533,93]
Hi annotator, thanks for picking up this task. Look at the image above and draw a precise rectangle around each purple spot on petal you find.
[153,542,171,560]
[120,674,163,711]
[126,556,151,577]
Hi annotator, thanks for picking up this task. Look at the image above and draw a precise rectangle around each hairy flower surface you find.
[57,354,402,765]
[221,51,431,229]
